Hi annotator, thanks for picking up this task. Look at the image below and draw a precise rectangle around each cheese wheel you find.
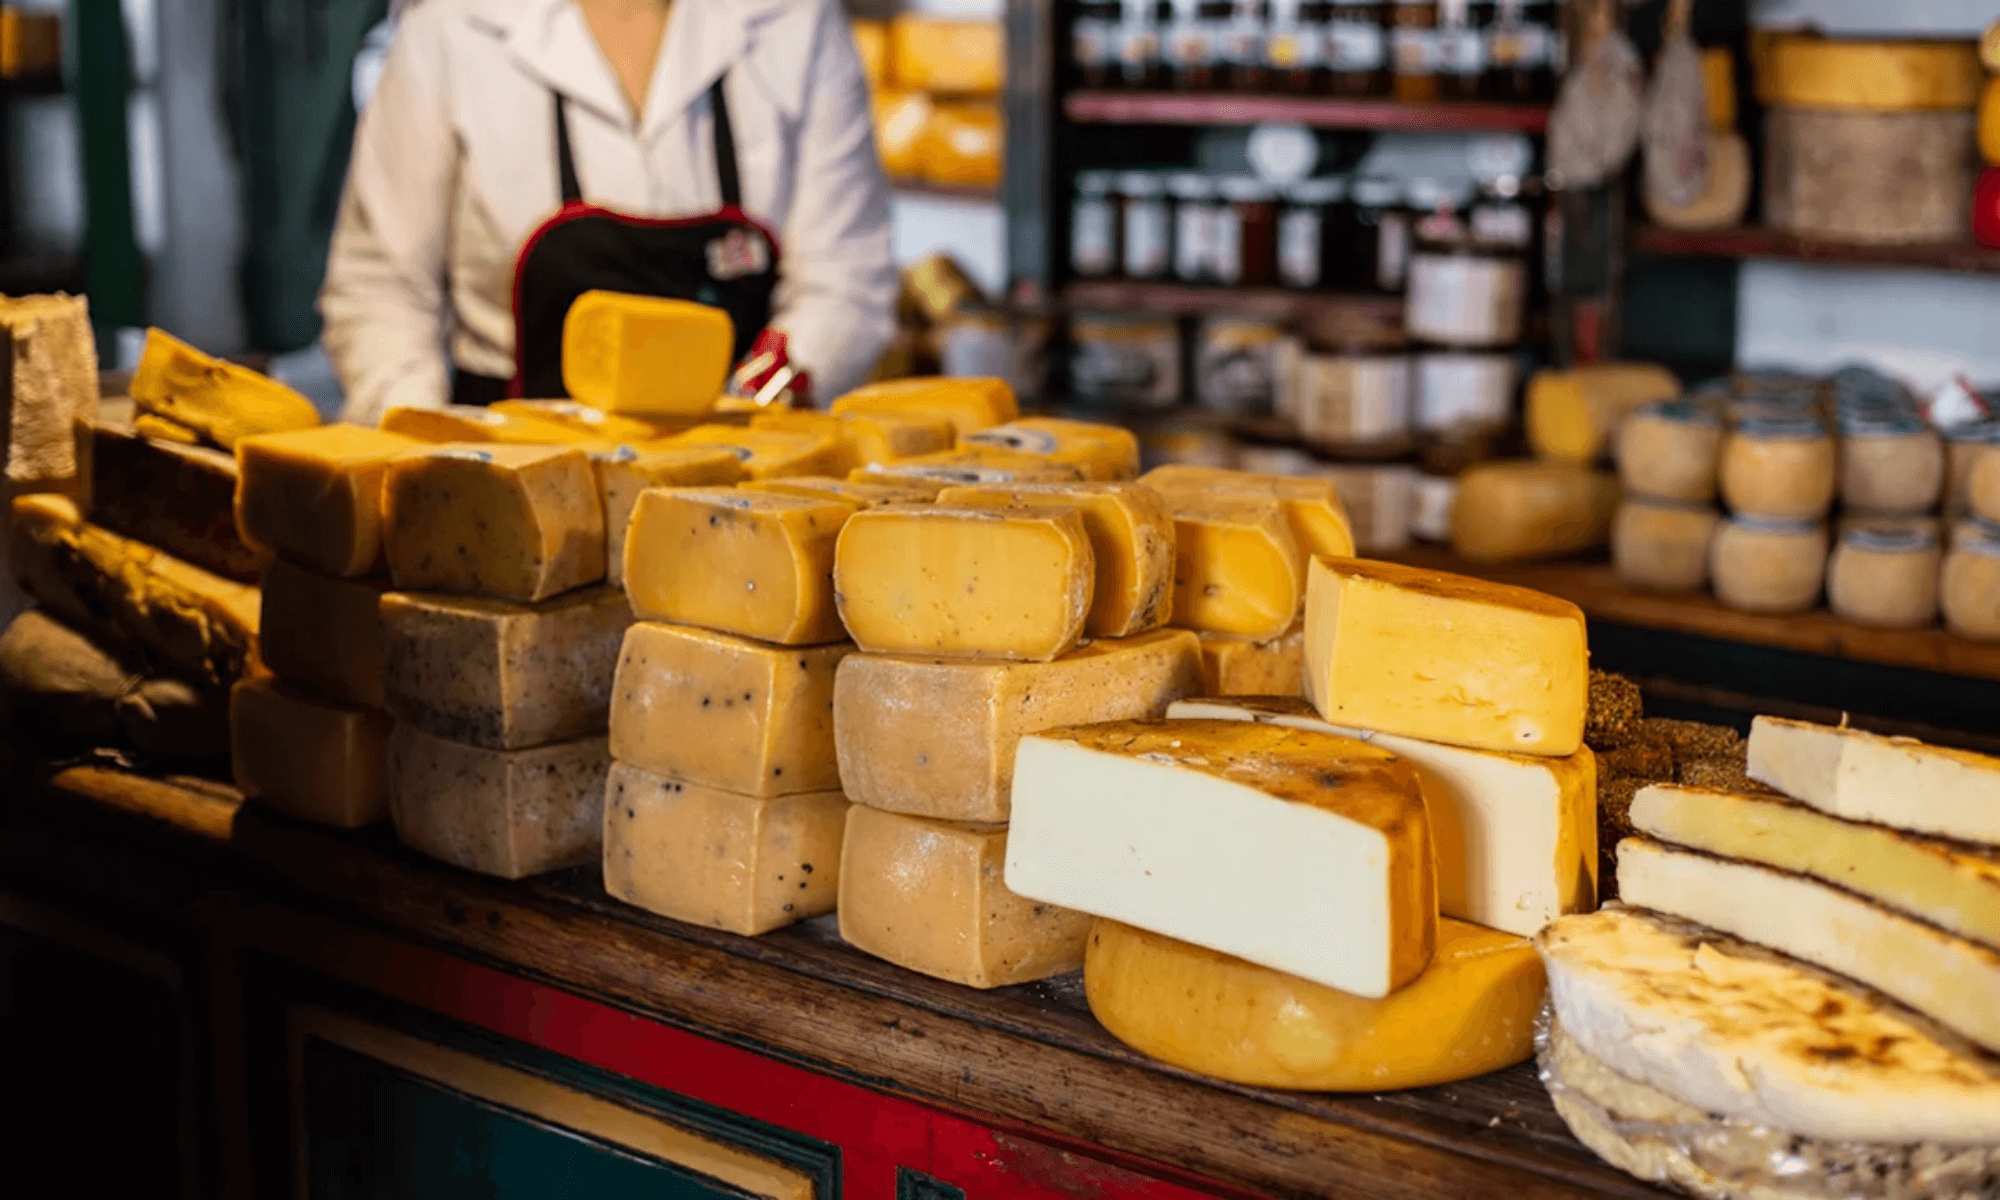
[1702,47,1736,131]
[1947,425,2000,518]
[1612,499,1719,593]
[1970,442,2000,525]
[1642,131,1751,231]
[1838,414,1944,515]
[1759,36,1983,112]
[1942,537,2000,641]
[1526,363,1681,463]
[1710,516,1827,615]
[1826,526,1941,630]
[1719,416,1836,520]
[1448,461,1620,565]
[1616,402,1723,502]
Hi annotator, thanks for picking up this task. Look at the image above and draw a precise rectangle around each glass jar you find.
[1720,415,1837,521]
[1469,173,1535,251]
[1710,516,1828,615]
[1074,0,1126,87]
[1264,0,1329,93]
[1216,176,1280,286]
[1350,175,1409,294]
[1071,313,1183,409]
[1827,525,1942,630]
[1326,0,1390,97]
[1405,178,1525,347]
[1220,0,1269,90]
[1435,0,1486,100]
[1195,315,1288,415]
[1118,171,1171,279]
[1838,412,1945,516]
[1278,176,1344,289]
[1296,340,1412,448]
[1071,170,1121,278]
[1482,0,1556,101]
[1405,176,1468,247]
[1164,0,1227,89]
[1114,0,1165,87]
[1390,0,1441,103]
[1168,172,1221,283]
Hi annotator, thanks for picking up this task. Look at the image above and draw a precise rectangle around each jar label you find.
[1263,27,1325,70]
[1174,202,1217,282]
[1073,23,1114,69]
[1125,202,1170,278]
[1328,21,1386,71]
[1072,196,1115,276]
[1436,26,1484,74]
[1406,255,1527,347]
[1391,26,1440,75]
[1278,208,1322,288]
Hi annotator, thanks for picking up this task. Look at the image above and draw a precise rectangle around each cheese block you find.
[851,18,888,90]
[1303,556,1588,757]
[602,763,847,935]
[382,444,604,602]
[381,586,632,750]
[1086,918,1544,1091]
[920,101,1004,186]
[87,419,261,581]
[754,411,953,470]
[132,413,200,444]
[887,16,1001,95]
[1746,716,2000,846]
[562,291,733,415]
[235,424,424,578]
[1611,499,1719,593]
[1,294,98,489]
[231,676,391,829]
[737,411,862,477]
[0,609,226,755]
[380,405,585,445]
[838,806,1092,989]
[832,504,1094,661]
[1142,464,1356,560]
[1759,36,1982,112]
[669,424,846,480]
[860,447,1086,486]
[742,476,940,509]
[1617,836,2000,1053]
[1194,627,1302,696]
[490,399,669,445]
[608,622,849,796]
[832,630,1201,823]
[935,481,1173,638]
[1167,497,1304,641]
[1167,696,1596,938]
[961,419,1139,483]
[591,444,747,588]
[127,327,319,449]
[388,724,609,880]
[1525,364,1681,463]
[830,376,1018,437]
[623,487,849,645]
[1449,461,1620,564]
[259,559,389,708]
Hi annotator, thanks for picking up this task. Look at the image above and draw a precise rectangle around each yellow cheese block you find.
[562,291,733,416]
[860,447,1086,486]
[623,487,850,645]
[1982,76,2000,166]
[1142,464,1356,559]
[838,805,1093,988]
[609,621,850,796]
[873,89,931,180]
[380,405,588,445]
[382,444,605,602]
[669,424,847,480]
[259,559,388,708]
[491,399,673,444]
[1304,556,1587,757]
[751,409,957,471]
[832,629,1203,823]
[590,444,747,588]
[388,724,609,880]
[1196,626,1303,696]
[831,376,1018,437]
[832,503,1095,661]
[1703,47,1737,131]
[740,411,860,477]
[743,476,942,509]
[1084,918,1544,1091]
[887,16,1002,95]
[936,481,1173,638]
[851,19,889,91]
[917,101,1001,189]
[603,761,848,935]
[1449,461,1621,564]
[1525,363,1681,463]
[235,424,425,578]
[132,413,200,444]
[128,327,319,449]
[1167,496,1304,641]
[961,418,1140,482]
[231,676,391,830]
[1759,36,1982,112]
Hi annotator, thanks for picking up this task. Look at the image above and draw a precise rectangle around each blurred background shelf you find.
[1063,279,1405,322]
[889,178,1001,203]
[1062,91,1552,134]
[1633,225,2000,276]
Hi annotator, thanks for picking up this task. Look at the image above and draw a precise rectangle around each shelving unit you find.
[1063,279,1403,322]
[890,178,1002,203]
[1063,91,1551,134]
[1634,225,2000,276]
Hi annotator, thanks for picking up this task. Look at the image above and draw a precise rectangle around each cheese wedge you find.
[128,327,319,449]
[602,762,847,935]
[231,676,390,830]
[561,291,734,415]
[382,444,605,602]
[380,405,585,445]
[961,418,1140,482]
[1746,716,2000,845]
[589,444,747,588]
[235,424,425,578]
[1087,918,1544,1091]
[1194,627,1303,696]
[860,447,1086,485]
[833,504,1094,661]
[1167,496,1304,641]
[259,559,388,708]
[742,476,942,508]
[622,487,850,645]
[1005,719,1435,998]
[608,622,849,796]
[87,420,261,581]
[832,630,1202,823]
[1304,556,1588,757]
[669,425,847,480]
[830,376,1018,437]
[388,724,609,880]
[1141,464,1356,560]
[491,399,669,444]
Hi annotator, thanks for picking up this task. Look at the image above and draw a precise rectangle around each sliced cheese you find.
[382,444,605,602]
[590,444,747,588]
[380,405,586,445]
[1525,363,1681,463]
[235,424,425,578]
[960,418,1140,482]
[128,327,319,449]
[388,724,609,880]
[259,559,388,708]
[1449,460,1620,564]
[741,476,941,508]
[830,376,1018,437]
[490,399,671,444]
[1760,36,1983,112]
[622,487,849,645]
[1194,627,1303,696]
[669,424,847,480]
[1709,516,1826,614]
[87,419,260,581]
[231,676,390,829]
[1745,715,2000,845]
[1142,464,1356,559]
[1167,496,1304,641]
[562,291,733,415]
[859,447,1086,485]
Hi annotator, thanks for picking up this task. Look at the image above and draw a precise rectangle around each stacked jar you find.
[1403,176,1525,468]
[1611,399,1725,593]
[1711,407,1836,615]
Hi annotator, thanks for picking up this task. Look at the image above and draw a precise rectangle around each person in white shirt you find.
[320,0,897,423]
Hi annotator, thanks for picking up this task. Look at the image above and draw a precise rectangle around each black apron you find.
[452,77,782,407]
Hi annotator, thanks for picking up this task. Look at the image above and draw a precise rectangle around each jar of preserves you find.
[1071,170,1121,278]
[1296,341,1412,449]
[1435,0,1486,100]
[1195,316,1288,415]
[1617,402,1724,503]
[1719,414,1836,521]
[1216,176,1280,286]
[1390,0,1441,103]
[1265,0,1330,93]
[1073,0,1126,87]
[1278,176,1343,289]
[1482,0,1556,101]
[1164,0,1227,89]
[1942,532,2000,642]
[1168,172,1221,282]
[1414,349,1514,434]
[1838,412,1945,515]
[1118,171,1171,279]
[1613,498,1721,593]
[1220,0,1268,90]
[1114,0,1165,86]
[1327,0,1390,97]
[1710,516,1828,615]
[1828,524,1941,630]
[1404,180,1524,347]
[1350,175,1410,293]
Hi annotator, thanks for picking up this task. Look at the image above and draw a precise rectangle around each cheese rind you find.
[1194,627,1303,696]
[1005,719,1436,998]
[2,294,98,488]
[590,445,747,588]
[380,405,585,445]
[231,676,390,829]
[623,487,850,645]
[86,420,260,581]
[602,762,847,935]
[562,291,734,415]
[235,424,425,578]
[382,444,605,601]
[1745,715,2000,845]
[961,418,1140,481]
[1166,497,1304,641]
[1142,464,1356,560]
[1086,918,1544,1091]
[388,724,609,879]
[259,559,388,708]
[129,327,319,449]
[830,376,1018,437]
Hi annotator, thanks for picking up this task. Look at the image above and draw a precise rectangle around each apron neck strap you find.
[551,75,741,211]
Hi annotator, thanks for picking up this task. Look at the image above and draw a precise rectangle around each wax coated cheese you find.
[1167,497,1304,641]
[609,622,849,796]
[1524,363,1680,463]
[961,418,1140,482]
[669,424,847,480]
[1142,464,1356,560]
[235,424,425,578]
[231,676,390,829]
[259,559,388,708]
[128,327,319,449]
[1611,499,1719,593]
[936,482,1174,638]
[1943,539,2000,641]
[1449,461,1620,564]
[838,806,1092,989]
[832,504,1094,661]
[388,724,609,880]
[381,587,632,750]
[1168,696,1596,938]
[861,447,1086,485]
[591,444,746,588]
[623,487,849,644]
[491,399,670,444]
[1746,715,2000,845]
[382,444,604,602]
[86,419,261,581]
[832,630,1202,822]
[1759,35,1983,112]
[742,476,941,508]
[380,405,586,445]
[562,291,733,415]
[1708,516,1826,614]
[830,376,1018,437]
[602,762,847,935]
[1086,918,1544,1091]
[1194,627,1302,696]
[1304,557,1588,757]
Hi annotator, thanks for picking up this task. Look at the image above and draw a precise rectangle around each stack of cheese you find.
[863,14,1003,190]
[1004,557,1599,1089]
[1538,716,2000,1198]
[1610,392,1726,595]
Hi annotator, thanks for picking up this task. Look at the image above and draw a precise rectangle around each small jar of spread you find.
[1481,0,1555,100]
[1114,0,1164,87]
[1278,176,1344,289]
[1327,0,1391,97]
[1216,176,1280,286]
[1073,0,1126,87]
[1220,0,1268,90]
[1118,171,1171,279]
[1942,531,2000,642]
[1296,339,1413,449]
[1828,524,1941,630]
[1168,172,1221,283]
[1390,0,1441,103]
[1434,0,1486,100]
[1613,498,1720,593]
[1070,170,1121,278]
[1265,0,1331,93]
[1617,402,1724,503]
[1719,414,1836,521]
[1404,179,1525,347]
[1710,516,1828,615]
[1350,175,1410,294]
[1164,0,1227,90]
[1838,411,1945,516]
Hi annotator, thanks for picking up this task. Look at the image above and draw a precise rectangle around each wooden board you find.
[1064,91,1551,134]
[1634,224,2000,275]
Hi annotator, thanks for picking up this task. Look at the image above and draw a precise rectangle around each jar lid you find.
[1166,172,1217,200]
[1076,169,1118,195]
[1734,414,1828,440]
[1841,524,1938,553]
[1116,171,1165,197]
[1285,176,1348,205]
[1839,411,1932,437]
[1218,175,1279,202]
[1637,400,1722,428]
[1959,516,2000,554]
[1351,176,1404,206]
[1727,514,1825,536]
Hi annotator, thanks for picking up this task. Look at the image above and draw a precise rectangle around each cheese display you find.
[744,476,942,509]
[381,587,632,751]
[234,424,423,578]
[1164,497,1303,641]
[608,622,848,796]
[622,487,849,645]
[602,762,847,935]
[861,447,1086,485]
[592,444,746,588]
[832,629,1201,823]
[1524,363,1680,463]
[1825,525,1940,629]
[1302,557,1587,758]
[960,418,1140,482]
[1746,715,2000,846]
[830,376,1018,437]
[230,676,391,829]
[1006,719,1434,998]
[1085,918,1545,1092]
[1942,537,2000,641]
[1758,36,1983,112]
[1615,402,1723,503]
[1,294,97,491]
[669,425,847,480]
[490,399,670,444]
[837,805,1092,989]
[259,559,389,709]
[127,327,319,449]
[1765,107,1976,245]
[832,504,1094,661]
[1194,626,1302,696]
[379,405,586,445]
[388,724,609,880]
[86,418,261,581]
[886,15,1002,95]
[1611,499,1719,593]
[1709,516,1826,615]
[561,291,733,415]
[382,444,605,602]
[1448,461,1619,564]
[1142,464,1356,560]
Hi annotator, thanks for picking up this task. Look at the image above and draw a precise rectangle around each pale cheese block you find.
[561,291,734,415]
[1086,918,1544,1091]
[1005,719,1436,998]
[832,503,1094,662]
[1746,715,2000,845]
[388,724,609,880]
[1303,556,1588,758]
[608,622,849,796]
[936,481,1174,638]
[259,559,389,708]
[128,327,319,449]
[602,761,847,935]
[831,630,1203,823]
[741,476,941,509]
[960,418,1140,482]
[1194,626,1302,696]
[1141,464,1356,560]
[590,444,747,588]
[1825,527,1940,629]
[1611,499,1719,593]
[1166,496,1304,641]
[87,419,261,581]
[382,444,605,602]
[837,805,1092,989]
[380,405,587,445]
[490,399,671,445]
[669,424,847,480]
[231,676,391,830]
[859,447,1086,485]
[1617,837,2000,1054]
[830,375,1018,437]
[1448,460,1620,565]
[1,294,98,489]
[1759,36,1983,112]
[1525,363,1681,463]
[623,487,849,645]
[235,424,425,578]
[381,586,633,750]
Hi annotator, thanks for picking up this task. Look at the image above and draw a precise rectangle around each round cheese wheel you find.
[1759,37,1983,112]
[1838,415,1944,515]
[1710,516,1827,615]
[1943,424,2000,517]
[1526,363,1682,463]
[1719,416,1836,521]
[1971,444,2000,526]
[1942,537,2000,641]
[1827,526,1941,629]
[1613,499,1719,593]
[1617,401,1724,502]
[1448,460,1621,564]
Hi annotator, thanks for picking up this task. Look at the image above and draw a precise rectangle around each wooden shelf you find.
[0,71,63,97]
[1065,279,1404,323]
[1634,225,2000,276]
[890,177,1000,203]
[1065,90,1551,134]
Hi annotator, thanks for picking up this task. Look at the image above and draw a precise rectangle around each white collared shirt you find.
[320,0,898,423]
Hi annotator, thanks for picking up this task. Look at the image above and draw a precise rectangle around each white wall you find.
[892,190,1006,299]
